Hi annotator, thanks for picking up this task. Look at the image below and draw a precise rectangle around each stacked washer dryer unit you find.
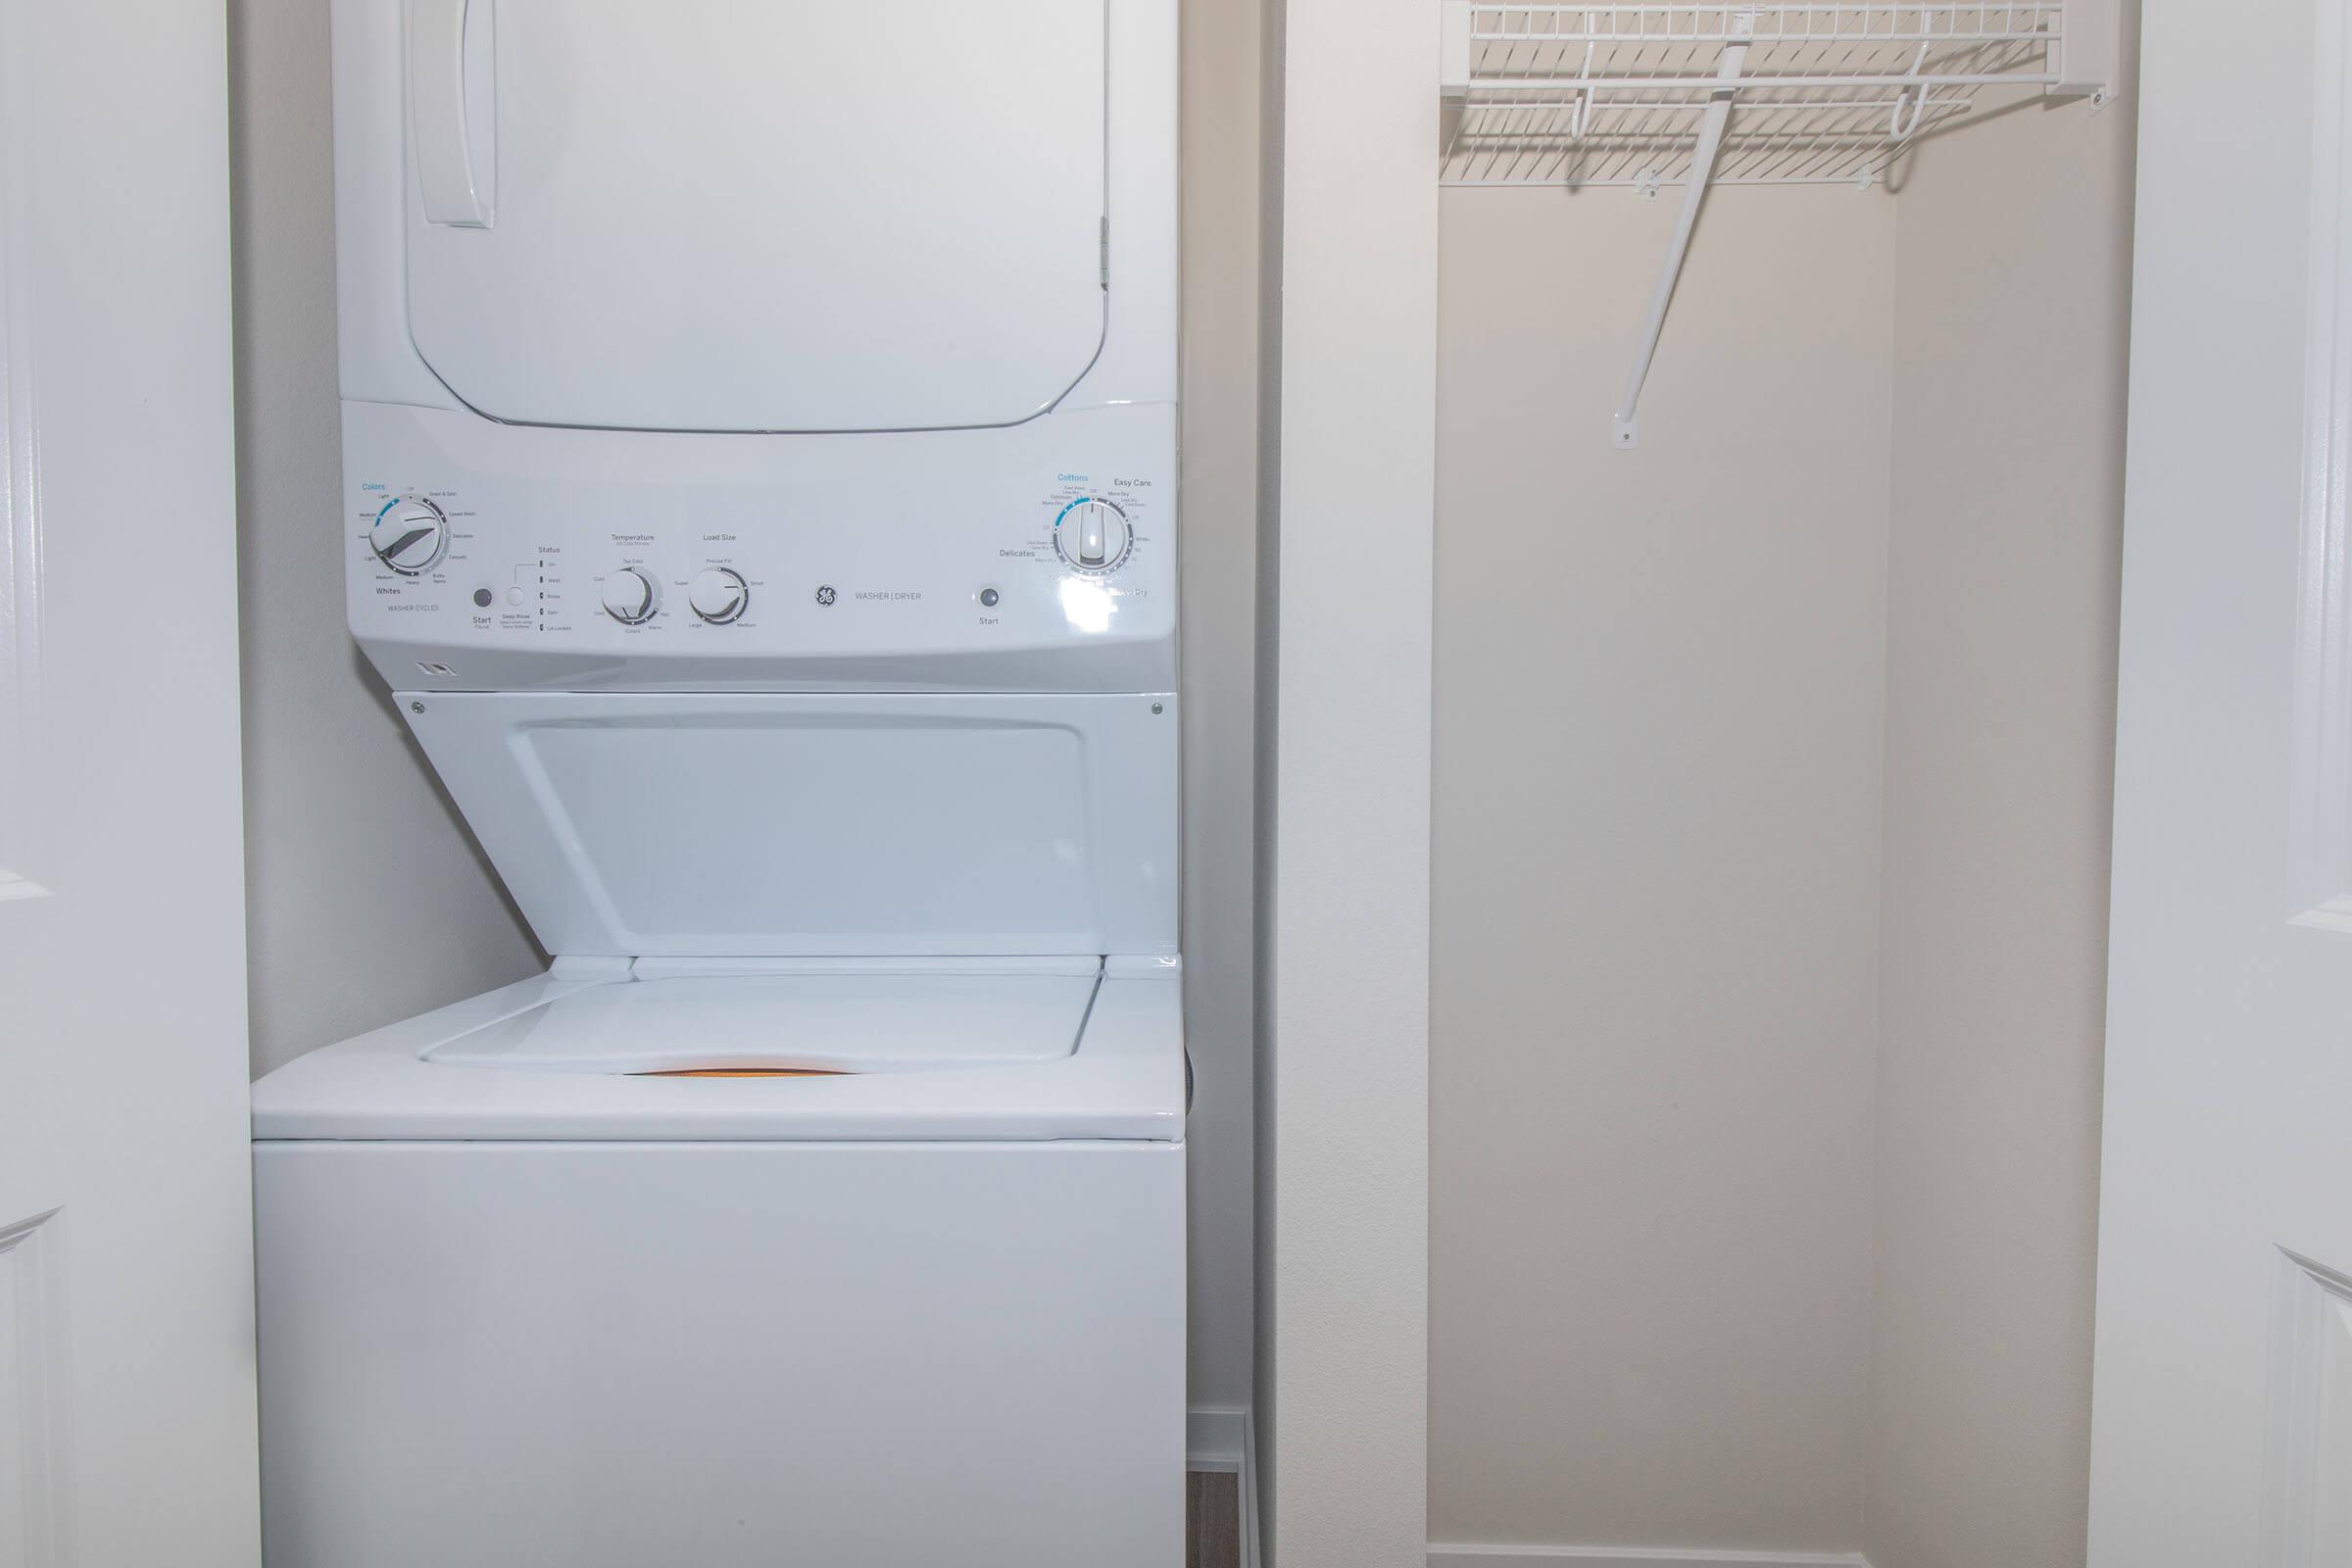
[250,2,1182,1564]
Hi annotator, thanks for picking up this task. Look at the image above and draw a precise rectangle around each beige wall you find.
[230,0,542,1080]
[1867,73,2138,1568]
[228,0,1261,1409]
[1431,186,1893,1552]
[1251,0,1286,1541]
[1180,0,1263,1412]
[1431,80,2133,1568]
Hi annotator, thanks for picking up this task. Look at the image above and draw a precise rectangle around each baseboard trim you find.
[1185,1410,1260,1568]
[1429,1546,1871,1568]
[1187,1405,1261,1568]
[1188,1406,1247,1472]
[1240,1408,1261,1568]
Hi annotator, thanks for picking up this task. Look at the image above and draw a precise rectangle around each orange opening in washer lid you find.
[421,966,1101,1077]
[631,1067,850,1079]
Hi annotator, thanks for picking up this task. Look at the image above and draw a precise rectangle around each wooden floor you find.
[1187,1470,1242,1568]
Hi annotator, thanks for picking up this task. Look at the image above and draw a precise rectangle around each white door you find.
[2087,0,2352,1561]
[0,2,260,1564]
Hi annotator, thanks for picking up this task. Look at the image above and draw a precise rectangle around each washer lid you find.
[426,959,1101,1076]
[403,0,1108,432]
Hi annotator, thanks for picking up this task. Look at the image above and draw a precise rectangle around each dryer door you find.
[402,0,1107,432]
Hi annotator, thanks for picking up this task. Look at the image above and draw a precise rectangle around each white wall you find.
[229,0,542,1080]
[1257,0,1437,1561]
[227,0,1264,1413]
[1868,63,2139,1568]
[1431,186,1893,1554]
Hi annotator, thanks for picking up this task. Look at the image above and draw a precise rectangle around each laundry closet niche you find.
[1428,6,2137,1563]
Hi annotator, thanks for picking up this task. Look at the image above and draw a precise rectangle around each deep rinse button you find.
[1054,497,1132,572]
[600,566,661,625]
[369,496,450,576]
[688,567,750,624]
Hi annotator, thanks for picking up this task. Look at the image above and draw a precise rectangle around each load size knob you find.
[368,496,450,576]
[688,567,750,624]
[601,566,661,625]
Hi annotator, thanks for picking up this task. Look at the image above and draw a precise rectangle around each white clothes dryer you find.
[251,1,1184,1562]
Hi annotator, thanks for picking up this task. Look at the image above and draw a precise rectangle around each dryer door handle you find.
[410,0,495,227]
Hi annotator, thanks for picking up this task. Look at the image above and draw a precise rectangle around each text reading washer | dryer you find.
[248,1,1184,1563]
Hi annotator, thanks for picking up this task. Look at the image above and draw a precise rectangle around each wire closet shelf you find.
[1441,3,2081,189]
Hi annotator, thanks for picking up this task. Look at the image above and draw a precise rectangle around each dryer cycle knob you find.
[601,566,661,625]
[368,496,450,576]
[688,567,750,624]
[1054,498,1132,572]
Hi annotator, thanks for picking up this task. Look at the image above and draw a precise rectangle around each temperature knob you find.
[368,496,450,576]
[601,566,660,625]
[689,567,750,624]
[1054,498,1132,572]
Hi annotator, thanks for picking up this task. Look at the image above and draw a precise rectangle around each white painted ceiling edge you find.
[1258,0,1438,1562]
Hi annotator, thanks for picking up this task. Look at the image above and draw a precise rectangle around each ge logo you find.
[814,585,837,607]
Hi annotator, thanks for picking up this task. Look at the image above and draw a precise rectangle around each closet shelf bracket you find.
[1614,36,1745,449]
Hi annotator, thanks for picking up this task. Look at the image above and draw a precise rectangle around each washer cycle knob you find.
[1054,497,1132,572]
[601,566,661,625]
[688,567,750,624]
[368,496,450,576]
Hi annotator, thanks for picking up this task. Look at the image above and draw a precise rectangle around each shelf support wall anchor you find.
[2047,0,2121,107]
[1612,38,1747,450]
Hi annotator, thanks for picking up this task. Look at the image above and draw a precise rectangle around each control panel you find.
[344,401,1177,693]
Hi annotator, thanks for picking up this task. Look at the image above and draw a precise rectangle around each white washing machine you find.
[251,2,1183,1563]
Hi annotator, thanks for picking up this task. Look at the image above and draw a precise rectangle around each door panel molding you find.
[2263,1249,2352,1567]
[0,0,49,905]
[0,1209,72,1568]
[2291,0,2352,930]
